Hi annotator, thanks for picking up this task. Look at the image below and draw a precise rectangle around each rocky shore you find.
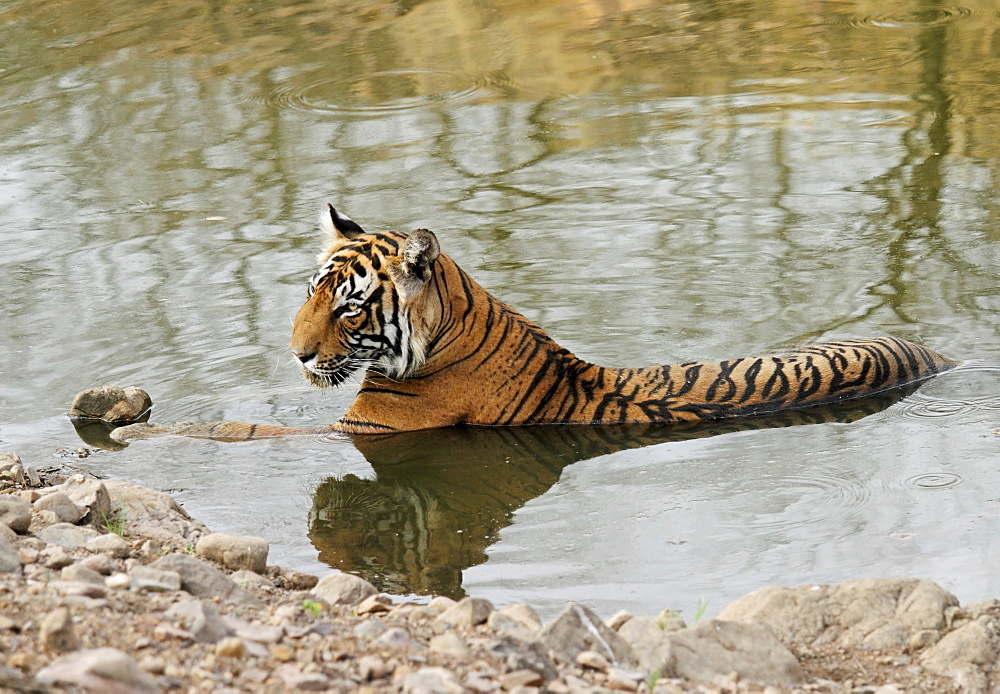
[1,450,997,693]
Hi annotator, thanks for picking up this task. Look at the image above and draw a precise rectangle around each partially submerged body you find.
[111,207,957,442]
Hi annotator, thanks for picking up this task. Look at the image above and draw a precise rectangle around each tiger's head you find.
[290,204,440,387]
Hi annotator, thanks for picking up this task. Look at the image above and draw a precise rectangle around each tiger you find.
[110,204,958,441]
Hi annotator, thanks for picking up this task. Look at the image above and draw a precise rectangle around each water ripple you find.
[903,472,964,490]
[259,69,497,117]
[833,6,975,29]
[741,472,873,532]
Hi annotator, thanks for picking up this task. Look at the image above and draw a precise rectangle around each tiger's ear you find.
[391,228,440,299]
[316,204,365,264]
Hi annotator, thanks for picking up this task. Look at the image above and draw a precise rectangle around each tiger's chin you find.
[301,365,358,389]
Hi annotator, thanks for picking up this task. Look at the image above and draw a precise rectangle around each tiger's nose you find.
[293,351,316,364]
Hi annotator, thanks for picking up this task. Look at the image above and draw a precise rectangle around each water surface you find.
[1,0,999,619]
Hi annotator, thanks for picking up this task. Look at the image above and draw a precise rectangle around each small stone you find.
[0,494,32,533]
[61,563,105,585]
[0,522,17,544]
[86,533,130,558]
[105,572,130,590]
[357,593,393,615]
[40,607,81,652]
[70,386,153,423]
[435,596,494,628]
[50,580,107,599]
[36,647,161,693]
[539,603,638,668]
[607,610,633,631]
[607,668,643,692]
[164,599,235,644]
[195,532,269,573]
[79,553,116,575]
[284,671,331,690]
[358,655,391,681]
[33,493,85,524]
[0,536,22,574]
[129,566,182,592]
[37,522,100,549]
[271,645,295,662]
[499,669,544,689]
[577,650,611,671]
[148,553,257,604]
[139,655,166,675]
[231,569,271,588]
[374,627,425,652]
[487,611,538,641]
[58,479,112,529]
[428,596,458,613]
[403,666,464,694]
[223,616,285,644]
[429,632,471,658]
[353,618,388,641]
[312,572,377,606]
[216,637,247,659]
[42,545,75,569]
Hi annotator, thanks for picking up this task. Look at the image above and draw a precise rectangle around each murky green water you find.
[2,0,1000,619]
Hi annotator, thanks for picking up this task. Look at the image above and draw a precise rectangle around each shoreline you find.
[0,452,992,693]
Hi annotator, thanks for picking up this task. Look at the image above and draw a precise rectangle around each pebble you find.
[164,599,235,644]
[357,593,393,615]
[374,626,426,652]
[195,532,269,573]
[86,532,130,558]
[33,493,85,524]
[312,571,377,606]
[231,569,271,588]
[79,553,115,575]
[42,545,75,569]
[149,552,257,604]
[37,523,99,549]
[577,650,611,672]
[50,580,108,599]
[435,597,494,628]
[36,647,161,693]
[403,666,465,694]
[429,631,471,658]
[129,566,183,592]
[0,494,32,533]
[215,636,248,659]
[499,669,544,689]
[0,536,22,573]
[105,572,131,590]
[40,607,80,652]
[353,618,388,641]
[358,655,391,681]
[61,563,105,585]
[58,478,111,529]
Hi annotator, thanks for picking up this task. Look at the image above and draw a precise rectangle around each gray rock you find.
[36,647,161,693]
[34,493,85,524]
[373,626,425,651]
[0,521,16,544]
[0,495,31,533]
[717,577,958,651]
[358,655,391,681]
[402,666,464,694]
[539,603,638,668]
[919,618,999,689]
[40,607,80,652]
[223,617,284,644]
[0,451,23,472]
[86,533,130,558]
[57,478,111,529]
[231,569,271,589]
[42,545,76,568]
[487,636,558,682]
[282,670,331,691]
[195,532,269,573]
[487,610,539,641]
[165,599,235,643]
[429,632,471,658]
[148,553,257,604]
[0,534,22,574]
[617,616,672,671]
[50,580,108,599]
[61,563,106,585]
[353,618,388,641]
[129,566,182,592]
[37,523,101,548]
[436,596,494,628]
[662,619,803,686]
[312,572,377,606]
[102,480,208,544]
[69,386,153,423]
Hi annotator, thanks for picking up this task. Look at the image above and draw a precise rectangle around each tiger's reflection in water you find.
[308,387,917,599]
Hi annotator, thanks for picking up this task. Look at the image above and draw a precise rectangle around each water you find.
[2,0,999,620]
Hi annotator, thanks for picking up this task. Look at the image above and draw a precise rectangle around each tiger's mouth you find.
[301,360,364,388]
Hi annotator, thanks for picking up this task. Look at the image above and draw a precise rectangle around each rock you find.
[374,626,425,651]
[58,478,112,528]
[36,647,161,693]
[357,593,393,615]
[487,610,538,641]
[312,572,377,606]
[215,636,247,659]
[79,553,116,575]
[662,620,802,687]
[499,669,544,689]
[42,545,76,568]
[353,618,388,641]
[103,480,208,544]
[718,577,958,651]
[105,573,130,590]
[70,386,153,423]
[61,563,105,585]
[539,603,638,668]
[270,566,319,590]
[36,522,100,548]
[0,494,31,533]
[50,580,108,598]
[435,596,494,628]
[283,670,331,690]
[148,553,257,604]
[577,649,611,671]
[358,655,391,681]
[223,617,284,644]
[607,667,643,692]
[231,569,271,588]
[607,610,633,631]
[0,535,22,574]
[195,532,269,573]
[617,616,672,671]
[164,599,235,643]
[33,492,85,524]
[487,636,558,682]
[403,666,464,694]
[129,566,183,592]
[656,608,687,632]
[0,521,16,544]
[429,632,471,658]
[40,607,80,652]
[919,618,999,686]
[86,533,130,558]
